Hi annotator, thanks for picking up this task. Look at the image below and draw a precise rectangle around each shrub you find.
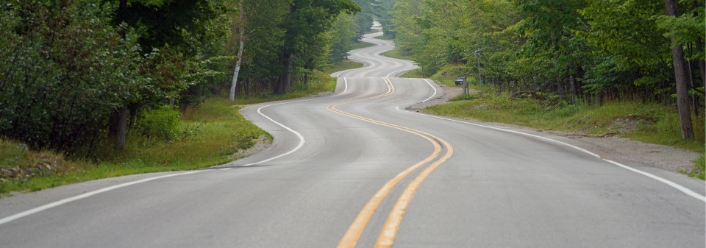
[139,105,181,141]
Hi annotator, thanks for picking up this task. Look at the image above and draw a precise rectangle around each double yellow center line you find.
[354,45,401,78]
[327,77,453,248]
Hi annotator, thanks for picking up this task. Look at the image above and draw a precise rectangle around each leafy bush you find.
[0,0,197,155]
[139,105,181,141]
[0,1,143,154]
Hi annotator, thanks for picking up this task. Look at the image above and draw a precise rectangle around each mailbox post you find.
[455,77,468,95]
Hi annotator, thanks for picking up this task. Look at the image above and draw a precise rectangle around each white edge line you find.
[0,77,353,226]
[0,170,203,225]
[243,102,307,166]
[396,108,706,202]
[421,79,437,103]
[604,160,706,202]
[243,77,349,166]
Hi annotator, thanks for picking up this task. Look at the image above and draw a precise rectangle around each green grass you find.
[350,41,375,50]
[324,60,366,74]
[423,92,705,179]
[365,28,381,34]
[0,71,338,196]
[429,64,477,87]
[382,49,414,61]
[399,68,425,78]
[684,154,705,180]
[375,34,395,40]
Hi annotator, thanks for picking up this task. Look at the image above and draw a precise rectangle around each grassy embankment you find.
[322,42,373,74]
[375,34,395,41]
[403,62,706,179]
[0,71,339,196]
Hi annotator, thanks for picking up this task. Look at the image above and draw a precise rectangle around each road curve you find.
[0,30,703,248]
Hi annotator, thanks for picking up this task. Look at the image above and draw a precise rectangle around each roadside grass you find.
[324,60,366,75]
[423,91,705,179]
[0,71,337,196]
[429,64,477,87]
[375,34,395,40]
[382,49,414,61]
[350,41,375,50]
[687,154,705,180]
[365,29,381,34]
[399,68,424,78]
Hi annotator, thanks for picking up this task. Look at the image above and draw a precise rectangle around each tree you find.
[230,0,244,101]
[328,14,358,64]
[273,0,360,95]
[661,0,694,139]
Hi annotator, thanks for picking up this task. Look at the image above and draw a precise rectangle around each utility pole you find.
[474,49,483,98]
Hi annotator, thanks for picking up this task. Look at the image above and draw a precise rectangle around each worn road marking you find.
[331,77,453,248]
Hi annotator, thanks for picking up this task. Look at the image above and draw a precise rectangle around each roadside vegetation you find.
[415,65,705,179]
[373,0,704,179]
[375,34,396,41]
[325,60,366,74]
[382,49,414,61]
[0,0,373,195]
[350,41,375,50]
[0,74,336,196]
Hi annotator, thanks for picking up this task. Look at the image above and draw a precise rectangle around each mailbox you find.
[455,77,466,86]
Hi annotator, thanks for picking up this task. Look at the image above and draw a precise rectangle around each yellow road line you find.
[375,134,453,248]
[330,78,453,248]
[353,47,401,78]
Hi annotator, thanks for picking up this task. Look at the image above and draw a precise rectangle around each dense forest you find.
[375,0,704,140]
[0,0,375,156]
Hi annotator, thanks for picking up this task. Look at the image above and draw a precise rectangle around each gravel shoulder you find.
[409,82,700,174]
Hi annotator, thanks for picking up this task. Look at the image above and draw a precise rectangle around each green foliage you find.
[111,0,227,56]
[0,0,146,153]
[1,69,336,195]
[139,105,181,141]
[684,154,704,180]
[424,88,705,152]
[324,60,366,74]
[328,14,358,63]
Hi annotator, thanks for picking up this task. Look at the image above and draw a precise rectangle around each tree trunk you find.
[115,106,128,150]
[230,0,245,101]
[663,0,694,139]
[285,53,293,91]
[569,66,577,104]
[697,37,705,85]
[246,77,250,98]
[275,53,293,95]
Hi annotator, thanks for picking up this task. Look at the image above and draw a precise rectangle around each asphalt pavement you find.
[0,29,703,248]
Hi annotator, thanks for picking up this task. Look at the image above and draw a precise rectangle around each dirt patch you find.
[608,115,657,133]
[230,135,271,159]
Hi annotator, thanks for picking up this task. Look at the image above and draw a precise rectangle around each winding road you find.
[0,29,704,248]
